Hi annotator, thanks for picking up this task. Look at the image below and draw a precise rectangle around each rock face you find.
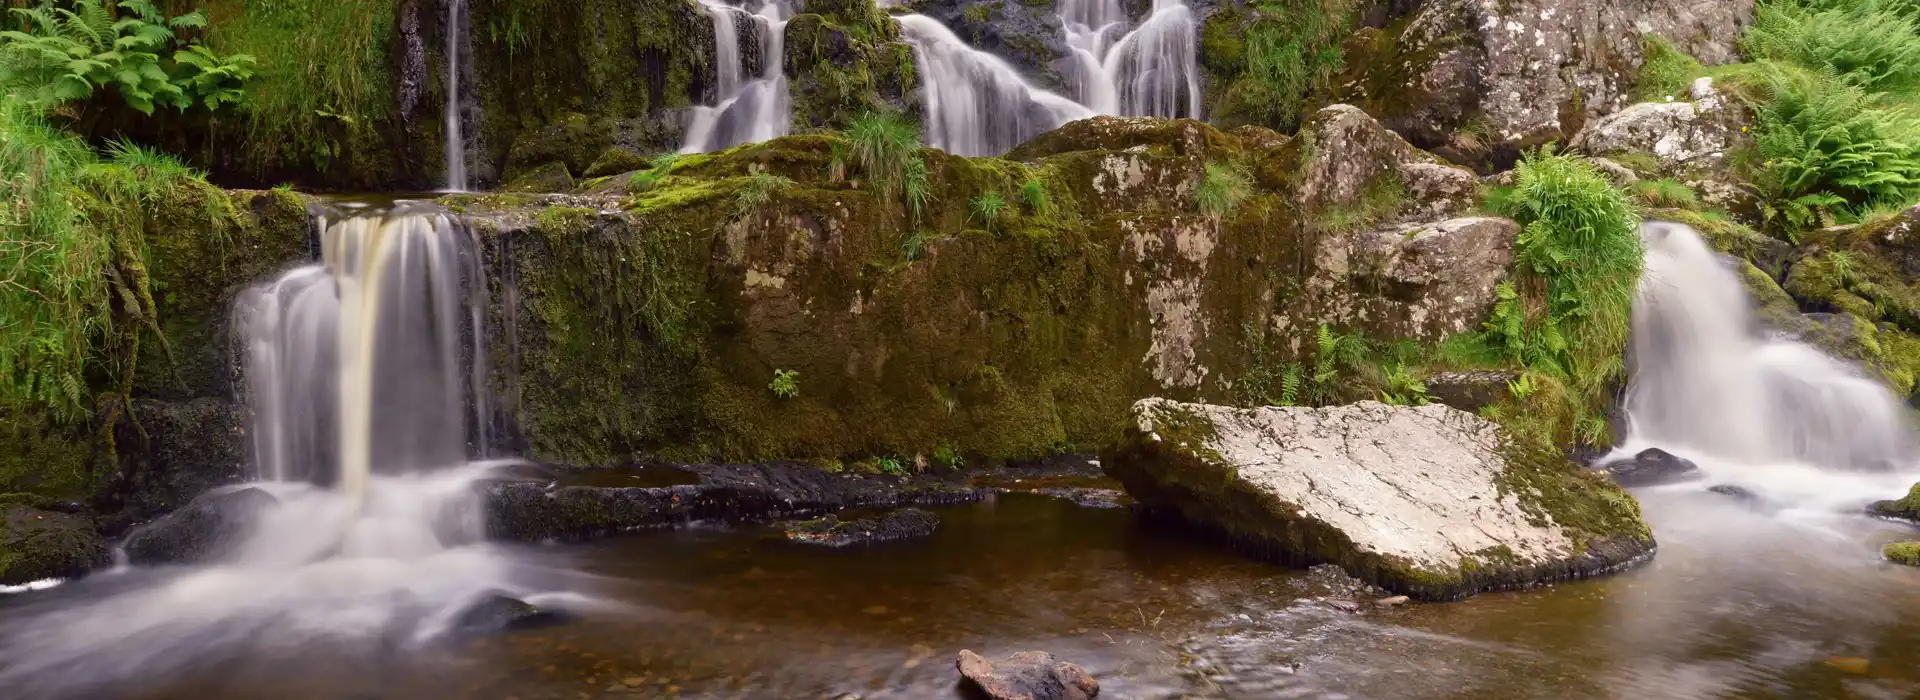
[1293,216,1518,341]
[956,649,1100,700]
[1572,78,1751,174]
[1,506,110,586]
[782,508,940,546]
[120,488,279,566]
[1425,370,1518,412]
[1336,0,1755,167]
[1103,398,1654,600]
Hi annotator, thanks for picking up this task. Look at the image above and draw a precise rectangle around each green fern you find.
[0,0,255,114]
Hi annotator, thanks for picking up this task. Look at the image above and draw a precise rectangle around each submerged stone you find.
[782,508,939,546]
[451,592,563,636]
[1104,398,1654,601]
[1,505,109,586]
[955,649,1100,700]
[120,487,278,566]
[1595,449,1703,488]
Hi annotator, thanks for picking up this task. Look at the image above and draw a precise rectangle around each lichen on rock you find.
[1102,398,1654,600]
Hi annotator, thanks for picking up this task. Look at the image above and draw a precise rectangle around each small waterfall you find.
[897,14,1095,157]
[681,0,795,153]
[444,0,469,192]
[1622,222,1918,470]
[239,204,490,492]
[898,0,1199,157]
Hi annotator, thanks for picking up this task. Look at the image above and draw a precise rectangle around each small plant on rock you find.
[843,111,930,217]
[1196,161,1251,219]
[628,153,683,192]
[873,456,907,476]
[770,369,801,399]
[1634,179,1698,209]
[969,190,1007,228]
[735,171,794,214]
[1020,176,1057,222]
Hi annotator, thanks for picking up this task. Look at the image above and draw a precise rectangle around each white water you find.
[681,0,795,153]
[1613,222,1920,527]
[899,0,1200,156]
[444,0,469,192]
[0,204,555,697]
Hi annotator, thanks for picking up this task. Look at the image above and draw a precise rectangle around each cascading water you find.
[444,0,470,192]
[681,0,795,153]
[897,0,1200,156]
[0,203,556,698]
[1613,222,1920,512]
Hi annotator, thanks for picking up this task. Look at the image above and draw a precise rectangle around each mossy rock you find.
[1,505,109,586]
[583,146,655,179]
[1102,399,1653,601]
[501,162,578,194]
[1883,541,1920,567]
[1870,482,1920,524]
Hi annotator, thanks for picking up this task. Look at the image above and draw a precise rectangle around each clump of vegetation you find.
[1196,161,1252,219]
[1316,175,1405,232]
[842,111,930,217]
[1481,148,1643,445]
[968,189,1006,228]
[1633,178,1698,209]
[0,0,256,114]
[933,442,962,469]
[734,171,794,214]
[873,456,908,476]
[627,153,685,192]
[1019,175,1057,222]
[211,0,395,176]
[900,229,935,261]
[1234,0,1355,129]
[1742,0,1920,94]
[1884,541,1920,566]
[769,368,801,399]
[1747,62,1920,230]
[1632,35,1704,102]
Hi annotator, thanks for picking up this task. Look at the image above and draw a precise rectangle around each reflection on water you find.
[8,489,1919,699]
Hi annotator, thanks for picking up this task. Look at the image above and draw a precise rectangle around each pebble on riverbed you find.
[782,509,939,546]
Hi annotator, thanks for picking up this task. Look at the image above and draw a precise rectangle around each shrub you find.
[0,0,256,114]
[1196,161,1252,219]
[1748,62,1920,227]
[1485,148,1643,444]
[1741,0,1920,94]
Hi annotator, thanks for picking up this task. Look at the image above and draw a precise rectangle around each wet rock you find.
[1572,78,1751,175]
[484,462,983,542]
[1005,116,1241,162]
[1296,563,1385,599]
[1869,485,1920,525]
[1596,449,1703,488]
[955,649,1100,700]
[500,161,576,194]
[1104,398,1654,600]
[1033,488,1129,509]
[451,592,562,636]
[500,111,681,182]
[1,506,109,586]
[120,487,278,566]
[783,508,939,546]
[99,398,247,536]
[1374,595,1411,607]
[1333,0,1754,167]
[1425,370,1519,412]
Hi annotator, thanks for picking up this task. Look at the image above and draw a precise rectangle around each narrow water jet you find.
[681,0,795,153]
[443,0,469,192]
[1620,222,1918,472]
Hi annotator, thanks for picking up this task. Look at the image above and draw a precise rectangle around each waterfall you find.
[1621,222,1918,470]
[897,14,1094,158]
[444,0,469,192]
[238,204,490,492]
[681,0,795,153]
[898,0,1199,157]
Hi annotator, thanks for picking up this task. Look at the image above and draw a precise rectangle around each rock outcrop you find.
[1572,78,1751,175]
[956,649,1100,700]
[1335,0,1755,167]
[1103,398,1654,600]
[1,505,110,586]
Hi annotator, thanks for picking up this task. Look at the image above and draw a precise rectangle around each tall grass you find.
[843,111,929,216]
[1196,162,1252,219]
[0,100,104,423]
[1483,149,1643,445]
[1237,0,1354,129]
[1632,36,1703,102]
[208,0,397,175]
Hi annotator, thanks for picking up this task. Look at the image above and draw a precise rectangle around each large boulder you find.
[1571,78,1751,175]
[1,505,109,586]
[120,487,278,566]
[1333,0,1755,168]
[1103,399,1654,600]
[1285,216,1519,342]
[956,649,1100,700]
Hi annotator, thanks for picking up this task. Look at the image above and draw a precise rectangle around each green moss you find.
[1495,437,1653,549]
[1632,35,1704,103]
[1884,541,1920,566]
[1208,0,1357,131]
[785,13,918,134]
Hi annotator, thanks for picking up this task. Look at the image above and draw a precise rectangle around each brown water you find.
[7,486,1920,699]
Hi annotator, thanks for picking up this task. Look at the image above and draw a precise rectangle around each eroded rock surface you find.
[1104,398,1654,600]
[956,649,1100,700]
[1572,78,1750,174]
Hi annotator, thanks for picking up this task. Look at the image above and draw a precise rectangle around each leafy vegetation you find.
[0,0,255,115]
[769,368,801,399]
[1747,62,1920,229]
[1233,0,1355,129]
[1019,175,1057,222]
[1742,0,1920,94]
[1480,149,1643,445]
[872,456,907,476]
[968,189,1006,228]
[1632,178,1698,208]
[1196,161,1252,219]
[628,153,684,192]
[842,111,930,217]
[210,0,396,175]
[1315,175,1405,232]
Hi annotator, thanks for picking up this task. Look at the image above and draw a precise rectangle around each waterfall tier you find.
[682,0,796,153]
